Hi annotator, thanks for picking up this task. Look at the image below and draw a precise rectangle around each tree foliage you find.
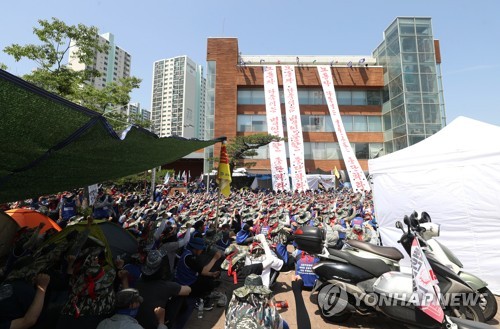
[226,133,284,171]
[105,169,174,190]
[3,17,143,129]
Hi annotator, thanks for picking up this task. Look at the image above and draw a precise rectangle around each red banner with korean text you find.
[282,65,309,192]
[263,66,290,192]
[317,66,371,192]
[411,238,445,323]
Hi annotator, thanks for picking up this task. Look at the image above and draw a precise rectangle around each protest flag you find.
[217,140,232,197]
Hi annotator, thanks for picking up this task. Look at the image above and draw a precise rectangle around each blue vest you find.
[216,238,231,251]
[275,243,288,263]
[236,229,251,245]
[61,199,77,220]
[175,249,198,286]
[93,204,110,219]
[295,250,319,288]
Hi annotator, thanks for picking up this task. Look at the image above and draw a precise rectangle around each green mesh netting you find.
[0,69,222,203]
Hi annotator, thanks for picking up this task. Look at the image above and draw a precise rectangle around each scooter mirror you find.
[409,212,419,227]
[395,221,404,230]
[403,215,411,226]
[419,211,431,223]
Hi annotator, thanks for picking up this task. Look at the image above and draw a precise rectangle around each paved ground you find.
[184,270,500,329]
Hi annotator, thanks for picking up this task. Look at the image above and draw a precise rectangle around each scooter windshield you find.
[433,239,464,268]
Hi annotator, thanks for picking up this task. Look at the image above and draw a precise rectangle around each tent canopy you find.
[5,208,62,233]
[369,116,500,294]
[44,219,138,267]
[0,69,223,203]
[0,211,20,258]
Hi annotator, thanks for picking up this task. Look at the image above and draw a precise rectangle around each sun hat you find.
[187,237,206,250]
[141,250,164,276]
[221,248,248,271]
[233,274,272,298]
[295,211,312,224]
[115,288,144,309]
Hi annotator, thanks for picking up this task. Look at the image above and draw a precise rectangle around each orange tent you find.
[5,209,62,233]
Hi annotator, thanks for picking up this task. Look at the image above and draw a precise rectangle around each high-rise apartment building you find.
[126,103,151,123]
[151,56,205,138]
[204,17,445,175]
[68,32,131,89]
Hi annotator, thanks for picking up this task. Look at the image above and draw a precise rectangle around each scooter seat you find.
[346,239,404,261]
[327,248,392,278]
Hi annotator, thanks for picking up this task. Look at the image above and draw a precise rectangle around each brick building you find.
[204,17,444,177]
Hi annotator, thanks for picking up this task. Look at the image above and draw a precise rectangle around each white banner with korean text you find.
[282,65,309,192]
[317,66,371,192]
[263,66,290,192]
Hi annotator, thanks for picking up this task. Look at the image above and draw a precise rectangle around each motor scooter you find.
[297,218,489,327]
[342,212,497,321]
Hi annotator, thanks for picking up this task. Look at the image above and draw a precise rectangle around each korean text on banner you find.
[263,66,290,191]
[282,65,308,192]
[411,238,445,323]
[317,66,370,192]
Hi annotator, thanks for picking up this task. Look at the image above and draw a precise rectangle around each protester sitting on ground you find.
[220,244,263,303]
[155,222,193,276]
[134,250,191,329]
[215,224,233,252]
[173,237,223,328]
[0,273,50,329]
[57,192,79,228]
[224,274,288,329]
[96,288,167,329]
[346,215,373,242]
[292,249,319,290]
[244,234,284,288]
[235,216,255,245]
[93,189,114,220]
[191,220,205,238]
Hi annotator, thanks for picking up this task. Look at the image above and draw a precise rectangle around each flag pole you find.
[215,179,222,233]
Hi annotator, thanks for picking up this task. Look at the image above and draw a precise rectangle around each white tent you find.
[369,116,500,294]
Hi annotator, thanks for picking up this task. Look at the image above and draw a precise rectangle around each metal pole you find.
[151,168,156,202]
[215,185,222,232]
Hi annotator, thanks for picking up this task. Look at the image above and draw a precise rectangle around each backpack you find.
[225,294,281,329]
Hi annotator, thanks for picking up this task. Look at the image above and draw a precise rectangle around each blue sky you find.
[1,0,499,125]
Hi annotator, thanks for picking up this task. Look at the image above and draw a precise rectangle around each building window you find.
[353,116,368,131]
[237,88,382,105]
[367,116,383,131]
[236,115,268,132]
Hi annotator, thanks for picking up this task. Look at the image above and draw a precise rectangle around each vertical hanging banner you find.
[282,65,309,192]
[263,66,290,192]
[317,66,371,192]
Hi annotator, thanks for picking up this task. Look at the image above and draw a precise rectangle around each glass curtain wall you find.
[373,17,444,153]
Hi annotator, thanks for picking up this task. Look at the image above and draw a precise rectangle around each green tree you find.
[105,169,174,190]
[3,17,143,129]
[226,133,284,173]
